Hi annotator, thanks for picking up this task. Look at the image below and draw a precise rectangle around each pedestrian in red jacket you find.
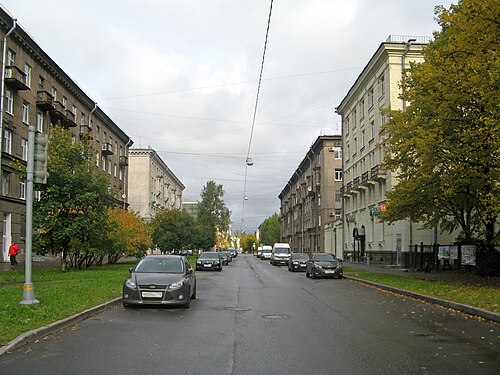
[8,241,19,268]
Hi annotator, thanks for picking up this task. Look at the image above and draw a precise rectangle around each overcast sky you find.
[2,0,453,234]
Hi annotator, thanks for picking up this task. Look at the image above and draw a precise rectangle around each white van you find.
[261,245,272,260]
[270,243,291,266]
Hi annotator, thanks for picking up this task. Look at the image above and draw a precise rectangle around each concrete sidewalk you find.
[1,254,60,272]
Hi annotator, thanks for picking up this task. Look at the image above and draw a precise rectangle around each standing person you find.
[9,241,19,269]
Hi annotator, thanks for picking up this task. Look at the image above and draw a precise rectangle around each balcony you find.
[101,142,114,155]
[49,101,67,124]
[63,110,77,127]
[4,66,29,91]
[36,91,55,111]
[371,165,387,181]
[119,156,129,166]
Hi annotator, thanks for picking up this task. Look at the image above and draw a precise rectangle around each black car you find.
[217,251,231,266]
[288,253,309,272]
[196,252,223,271]
[305,253,343,279]
[122,255,196,308]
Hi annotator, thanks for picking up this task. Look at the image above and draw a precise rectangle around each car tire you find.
[191,282,197,299]
[311,272,317,279]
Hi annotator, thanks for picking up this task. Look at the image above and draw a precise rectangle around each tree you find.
[197,181,231,247]
[241,234,257,253]
[380,0,499,272]
[259,213,280,245]
[33,127,115,270]
[152,209,197,252]
[106,207,152,263]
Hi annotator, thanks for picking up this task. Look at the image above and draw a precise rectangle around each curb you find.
[0,297,122,356]
[344,276,500,324]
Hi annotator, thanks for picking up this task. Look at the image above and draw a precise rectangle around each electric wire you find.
[240,0,274,235]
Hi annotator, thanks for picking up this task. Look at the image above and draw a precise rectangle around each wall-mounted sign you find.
[461,245,476,266]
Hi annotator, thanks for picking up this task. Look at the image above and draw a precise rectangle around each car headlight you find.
[292,261,299,264]
[196,260,202,264]
[314,264,323,269]
[214,261,220,265]
[168,280,184,290]
[125,279,137,289]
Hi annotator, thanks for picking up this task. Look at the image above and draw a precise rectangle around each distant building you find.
[279,134,342,253]
[127,148,184,221]
[336,35,456,266]
[0,8,132,262]
[181,198,199,217]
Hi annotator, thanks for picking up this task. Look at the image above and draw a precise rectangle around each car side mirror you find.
[128,267,134,273]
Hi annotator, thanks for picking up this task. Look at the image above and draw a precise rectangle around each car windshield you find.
[135,258,184,273]
[292,254,309,260]
[263,249,272,253]
[274,248,289,254]
[200,253,220,259]
[314,254,336,262]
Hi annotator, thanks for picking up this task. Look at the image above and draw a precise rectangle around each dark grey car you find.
[122,255,196,308]
[288,253,309,272]
[196,252,223,271]
[305,253,343,279]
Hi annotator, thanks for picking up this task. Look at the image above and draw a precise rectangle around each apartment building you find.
[127,149,184,221]
[335,35,455,266]
[279,134,342,253]
[0,9,132,262]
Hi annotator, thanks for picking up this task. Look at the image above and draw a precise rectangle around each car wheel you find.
[311,272,317,279]
[191,282,197,299]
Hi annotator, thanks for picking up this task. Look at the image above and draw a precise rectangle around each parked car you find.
[270,243,291,266]
[305,253,343,279]
[261,246,272,260]
[196,252,223,271]
[228,247,237,258]
[122,255,196,308]
[256,246,263,257]
[288,253,309,272]
[218,251,231,265]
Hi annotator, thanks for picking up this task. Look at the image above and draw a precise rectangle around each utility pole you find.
[20,126,47,305]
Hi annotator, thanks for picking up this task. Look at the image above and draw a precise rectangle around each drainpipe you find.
[0,19,17,193]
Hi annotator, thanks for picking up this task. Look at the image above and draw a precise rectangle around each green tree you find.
[197,181,231,247]
[33,127,115,270]
[152,209,197,252]
[241,234,257,253]
[380,0,499,271]
[259,213,281,245]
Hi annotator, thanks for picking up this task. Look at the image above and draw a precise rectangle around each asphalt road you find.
[1,255,499,375]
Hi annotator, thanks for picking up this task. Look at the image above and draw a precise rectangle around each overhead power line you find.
[241,0,274,235]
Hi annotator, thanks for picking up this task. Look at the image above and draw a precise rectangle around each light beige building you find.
[336,35,456,266]
[279,134,342,253]
[0,9,132,262]
[127,148,184,221]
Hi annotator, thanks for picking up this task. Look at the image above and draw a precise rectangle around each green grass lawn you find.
[0,262,137,346]
[345,271,500,314]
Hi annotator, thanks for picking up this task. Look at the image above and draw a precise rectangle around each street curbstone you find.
[0,297,122,356]
[344,276,500,324]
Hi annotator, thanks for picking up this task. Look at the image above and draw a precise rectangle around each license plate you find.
[204,264,212,267]
[324,270,335,274]
[142,291,162,298]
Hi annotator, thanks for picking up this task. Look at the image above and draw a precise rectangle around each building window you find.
[36,110,44,132]
[51,87,57,102]
[370,120,375,140]
[7,49,15,65]
[96,152,100,167]
[24,63,32,87]
[353,109,357,127]
[119,168,123,181]
[107,160,111,174]
[2,171,10,195]
[39,75,45,89]
[335,190,341,202]
[5,90,13,115]
[360,98,365,118]
[361,129,366,148]
[21,138,28,161]
[3,129,12,154]
[379,74,385,97]
[101,156,106,171]
[62,96,67,108]
[81,113,86,127]
[333,147,342,159]
[20,181,26,200]
[22,102,30,124]
[114,164,117,178]
[96,126,100,142]
[368,87,374,107]
[335,169,343,181]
